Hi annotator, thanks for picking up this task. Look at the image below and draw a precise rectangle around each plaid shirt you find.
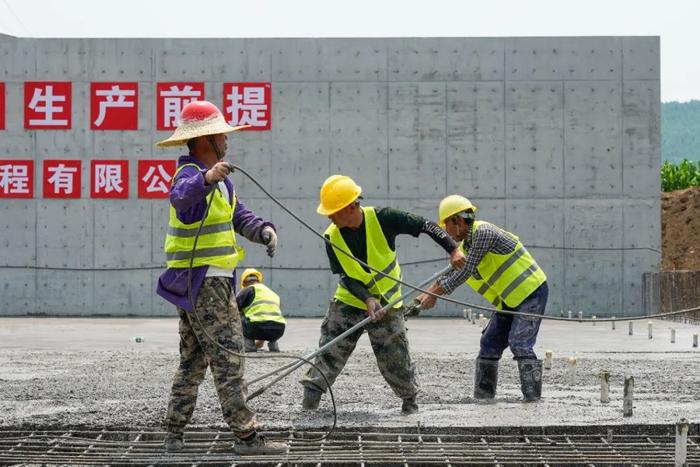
[438,221,519,295]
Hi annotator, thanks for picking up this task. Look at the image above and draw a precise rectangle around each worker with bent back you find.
[236,268,286,353]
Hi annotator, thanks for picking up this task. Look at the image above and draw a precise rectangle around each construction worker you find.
[236,268,286,353]
[300,175,467,414]
[417,195,548,402]
[155,100,287,455]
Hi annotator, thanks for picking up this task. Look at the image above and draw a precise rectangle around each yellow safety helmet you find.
[317,175,362,216]
[240,268,263,288]
[438,195,477,227]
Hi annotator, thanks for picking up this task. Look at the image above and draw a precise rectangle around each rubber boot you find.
[164,431,183,451]
[244,337,257,353]
[473,357,499,399]
[518,359,543,402]
[233,432,288,455]
[401,395,419,415]
[301,387,323,410]
[267,340,280,352]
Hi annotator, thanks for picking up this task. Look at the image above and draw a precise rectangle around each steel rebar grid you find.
[1,429,699,466]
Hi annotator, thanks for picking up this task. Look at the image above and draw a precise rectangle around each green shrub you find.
[661,159,700,192]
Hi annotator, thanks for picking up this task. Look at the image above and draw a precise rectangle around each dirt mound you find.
[661,186,700,271]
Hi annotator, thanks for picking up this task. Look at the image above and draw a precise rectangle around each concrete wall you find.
[0,35,660,317]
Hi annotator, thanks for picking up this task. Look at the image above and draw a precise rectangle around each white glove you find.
[261,227,277,258]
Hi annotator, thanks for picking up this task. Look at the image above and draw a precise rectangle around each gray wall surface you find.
[0,35,660,317]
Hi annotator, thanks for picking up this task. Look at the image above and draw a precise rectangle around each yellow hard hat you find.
[240,268,263,289]
[438,195,477,227]
[317,175,362,216]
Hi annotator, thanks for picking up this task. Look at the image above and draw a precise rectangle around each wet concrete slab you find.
[1,317,698,431]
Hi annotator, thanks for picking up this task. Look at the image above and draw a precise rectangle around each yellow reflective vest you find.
[164,163,244,269]
[241,283,286,324]
[325,207,403,310]
[461,220,546,309]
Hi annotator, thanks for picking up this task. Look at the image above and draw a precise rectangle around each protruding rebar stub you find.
[648,321,653,340]
[693,333,698,348]
[671,328,676,344]
[623,376,635,417]
[676,418,689,467]
[611,317,616,330]
[578,311,583,322]
[544,350,553,370]
[600,370,610,404]
[629,321,634,336]
[567,356,577,385]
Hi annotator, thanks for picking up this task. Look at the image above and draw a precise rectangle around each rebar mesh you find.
[1,428,698,466]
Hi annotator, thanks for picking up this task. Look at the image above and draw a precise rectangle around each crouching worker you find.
[417,195,548,402]
[237,268,286,353]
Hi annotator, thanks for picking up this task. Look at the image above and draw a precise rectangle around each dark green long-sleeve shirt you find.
[324,207,457,303]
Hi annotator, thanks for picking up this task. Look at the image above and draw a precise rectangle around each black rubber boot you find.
[244,337,257,353]
[401,395,419,415]
[267,341,280,352]
[302,387,323,410]
[518,359,543,402]
[473,357,499,399]
[164,431,183,451]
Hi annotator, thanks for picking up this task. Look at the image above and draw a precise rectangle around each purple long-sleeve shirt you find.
[156,155,275,312]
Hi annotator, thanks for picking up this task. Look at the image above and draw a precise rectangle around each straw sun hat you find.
[156,100,249,147]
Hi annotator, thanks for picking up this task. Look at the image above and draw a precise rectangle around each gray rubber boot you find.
[401,395,419,415]
[267,341,280,352]
[518,359,543,402]
[164,432,183,451]
[244,337,257,353]
[302,387,323,410]
[473,357,499,399]
[233,433,288,455]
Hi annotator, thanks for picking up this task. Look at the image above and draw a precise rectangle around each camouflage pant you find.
[163,277,257,434]
[300,299,418,400]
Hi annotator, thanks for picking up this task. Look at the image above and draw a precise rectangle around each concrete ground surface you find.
[1,316,698,432]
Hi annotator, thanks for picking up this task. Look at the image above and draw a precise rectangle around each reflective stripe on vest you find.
[164,163,244,269]
[325,207,403,310]
[241,283,286,324]
[461,220,546,309]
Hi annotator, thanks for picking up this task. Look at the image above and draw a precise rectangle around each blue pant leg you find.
[508,283,549,360]
[479,312,512,359]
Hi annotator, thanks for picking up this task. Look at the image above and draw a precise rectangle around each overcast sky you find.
[0,0,696,102]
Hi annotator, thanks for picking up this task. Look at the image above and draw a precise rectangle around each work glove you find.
[403,298,423,319]
[365,297,386,322]
[261,227,277,258]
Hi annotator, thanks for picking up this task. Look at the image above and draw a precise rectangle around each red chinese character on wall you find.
[24,82,71,129]
[0,82,5,130]
[0,160,33,198]
[90,82,138,130]
[43,160,81,199]
[157,82,204,130]
[91,160,129,199]
[138,160,175,198]
[223,82,271,131]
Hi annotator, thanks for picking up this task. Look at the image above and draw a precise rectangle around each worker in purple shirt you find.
[155,100,287,456]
